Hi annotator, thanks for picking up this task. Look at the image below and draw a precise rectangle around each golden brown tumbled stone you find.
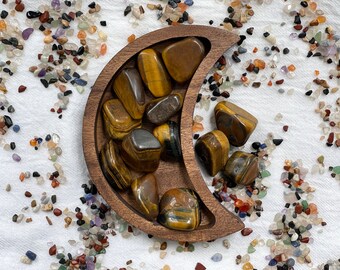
[158,188,201,231]
[146,93,183,125]
[195,130,230,176]
[224,151,259,186]
[137,48,172,98]
[112,68,145,119]
[100,140,132,190]
[121,128,161,172]
[131,173,159,220]
[102,99,142,140]
[153,121,182,160]
[162,37,205,83]
[214,101,258,147]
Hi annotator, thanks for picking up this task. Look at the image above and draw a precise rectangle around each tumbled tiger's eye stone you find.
[224,151,259,186]
[131,173,159,220]
[153,121,182,160]
[102,99,142,140]
[100,140,132,190]
[162,37,205,83]
[137,48,172,98]
[195,130,230,176]
[158,188,201,231]
[215,101,258,147]
[146,93,183,125]
[121,128,161,172]
[113,68,145,119]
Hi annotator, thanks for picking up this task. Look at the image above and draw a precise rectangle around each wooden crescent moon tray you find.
[83,25,244,242]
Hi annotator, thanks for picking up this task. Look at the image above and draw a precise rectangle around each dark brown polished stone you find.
[158,188,201,231]
[215,101,258,147]
[131,173,159,221]
[153,121,182,160]
[224,151,259,186]
[162,37,205,83]
[195,130,230,176]
[112,68,146,119]
[99,140,133,190]
[121,128,162,172]
[137,48,172,98]
[102,99,142,140]
[145,93,183,125]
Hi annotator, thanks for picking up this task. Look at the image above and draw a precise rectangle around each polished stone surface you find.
[112,68,145,119]
[215,101,258,147]
[100,140,132,190]
[131,173,159,220]
[158,188,201,231]
[162,37,205,83]
[153,121,182,160]
[102,99,142,140]
[146,93,183,125]
[195,130,230,176]
[224,151,259,186]
[138,48,172,98]
[121,128,161,172]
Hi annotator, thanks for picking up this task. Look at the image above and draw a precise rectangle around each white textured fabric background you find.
[0,0,339,269]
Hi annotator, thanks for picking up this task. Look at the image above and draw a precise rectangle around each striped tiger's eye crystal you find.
[102,99,142,140]
[113,68,145,119]
[131,173,159,220]
[153,121,182,160]
[100,140,132,190]
[137,48,172,98]
[195,130,230,176]
[146,93,183,125]
[121,128,161,172]
[158,188,201,231]
[224,151,259,186]
[215,101,258,147]
[162,37,205,83]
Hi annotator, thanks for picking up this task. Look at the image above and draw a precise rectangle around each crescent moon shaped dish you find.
[82,25,245,242]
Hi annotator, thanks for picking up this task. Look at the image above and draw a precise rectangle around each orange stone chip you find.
[192,122,204,133]
[0,20,7,31]
[77,30,86,39]
[287,64,296,72]
[100,43,107,55]
[309,2,317,11]
[253,59,266,69]
[128,34,136,43]
[317,15,326,23]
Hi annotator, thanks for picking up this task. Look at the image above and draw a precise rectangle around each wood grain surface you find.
[82,25,244,242]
